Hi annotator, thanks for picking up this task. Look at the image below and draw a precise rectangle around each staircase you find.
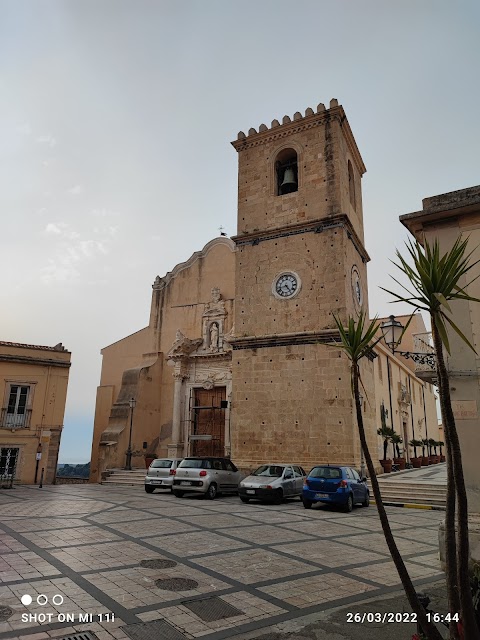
[102,468,146,487]
[368,478,446,509]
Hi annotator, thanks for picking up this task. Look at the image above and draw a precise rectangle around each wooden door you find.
[191,387,226,457]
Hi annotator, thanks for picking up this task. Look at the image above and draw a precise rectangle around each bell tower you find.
[229,99,376,470]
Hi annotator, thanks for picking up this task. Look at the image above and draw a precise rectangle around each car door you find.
[282,466,295,496]
[292,466,305,495]
[223,459,238,492]
[350,467,365,502]
[212,459,225,490]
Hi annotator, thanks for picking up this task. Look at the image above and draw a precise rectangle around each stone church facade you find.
[90,100,438,481]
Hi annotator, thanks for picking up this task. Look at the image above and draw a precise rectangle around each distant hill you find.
[56,462,90,478]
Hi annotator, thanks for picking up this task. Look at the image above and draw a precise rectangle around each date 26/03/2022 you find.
[346,612,460,624]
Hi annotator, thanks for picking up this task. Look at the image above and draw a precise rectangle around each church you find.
[90,100,438,481]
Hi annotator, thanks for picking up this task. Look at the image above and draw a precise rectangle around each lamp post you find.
[380,315,436,368]
[358,392,367,480]
[125,397,136,471]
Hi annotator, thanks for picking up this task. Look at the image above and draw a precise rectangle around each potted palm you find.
[409,439,423,468]
[392,432,406,470]
[438,441,445,462]
[377,425,394,473]
[428,438,438,464]
[144,452,157,469]
[421,438,430,466]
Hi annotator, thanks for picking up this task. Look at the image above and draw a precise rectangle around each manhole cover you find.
[122,619,186,640]
[155,577,198,591]
[0,606,13,622]
[140,559,177,569]
[182,596,242,622]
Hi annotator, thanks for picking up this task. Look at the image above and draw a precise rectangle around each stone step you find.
[375,496,446,507]
[371,484,446,496]
[102,468,147,486]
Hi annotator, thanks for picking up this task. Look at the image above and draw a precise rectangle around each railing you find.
[412,332,436,373]
[0,408,32,429]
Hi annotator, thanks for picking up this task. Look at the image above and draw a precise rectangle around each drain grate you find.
[140,558,177,569]
[181,596,242,622]
[0,606,13,622]
[59,633,98,640]
[122,619,186,640]
[155,577,198,591]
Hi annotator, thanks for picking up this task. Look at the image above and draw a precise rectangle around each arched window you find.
[348,160,356,209]
[275,148,298,196]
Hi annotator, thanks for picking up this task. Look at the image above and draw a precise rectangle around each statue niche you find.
[202,287,227,352]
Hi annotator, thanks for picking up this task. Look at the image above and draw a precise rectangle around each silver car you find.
[144,458,183,493]
[172,457,243,500]
[238,464,306,504]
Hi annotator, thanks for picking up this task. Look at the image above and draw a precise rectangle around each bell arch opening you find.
[275,148,298,196]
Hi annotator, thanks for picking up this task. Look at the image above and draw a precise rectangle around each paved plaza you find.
[0,483,445,640]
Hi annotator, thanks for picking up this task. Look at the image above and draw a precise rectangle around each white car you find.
[238,464,306,503]
[144,458,183,493]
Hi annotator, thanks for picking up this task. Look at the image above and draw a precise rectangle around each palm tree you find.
[383,236,480,639]
[421,437,429,459]
[377,424,394,461]
[333,311,443,640]
[409,438,423,459]
[391,432,403,459]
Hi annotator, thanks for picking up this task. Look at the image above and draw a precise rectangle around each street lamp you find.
[380,315,436,368]
[357,391,367,480]
[125,397,136,471]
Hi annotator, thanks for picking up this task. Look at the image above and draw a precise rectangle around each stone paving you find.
[0,483,445,640]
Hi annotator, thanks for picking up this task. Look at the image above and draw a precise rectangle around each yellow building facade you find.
[0,340,71,485]
[400,184,480,564]
[90,101,439,481]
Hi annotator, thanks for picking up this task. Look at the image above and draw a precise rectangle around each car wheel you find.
[173,490,184,498]
[144,485,155,494]
[344,494,354,513]
[240,496,250,503]
[206,483,217,500]
[362,492,370,507]
[302,498,313,509]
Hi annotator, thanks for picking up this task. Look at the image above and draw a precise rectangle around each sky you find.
[1,1,479,463]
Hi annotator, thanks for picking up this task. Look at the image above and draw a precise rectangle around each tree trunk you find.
[432,321,480,639]
[446,437,460,639]
[352,365,443,640]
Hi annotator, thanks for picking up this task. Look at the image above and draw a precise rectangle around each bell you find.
[280,167,297,194]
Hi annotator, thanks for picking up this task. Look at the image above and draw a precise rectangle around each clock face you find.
[275,273,298,298]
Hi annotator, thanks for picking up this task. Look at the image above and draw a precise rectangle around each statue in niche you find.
[209,322,219,352]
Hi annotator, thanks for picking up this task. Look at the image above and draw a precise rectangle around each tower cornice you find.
[231,103,366,177]
[231,214,370,263]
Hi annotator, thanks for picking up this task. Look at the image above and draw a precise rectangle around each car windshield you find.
[309,467,342,479]
[150,460,172,468]
[178,459,212,469]
[252,465,284,477]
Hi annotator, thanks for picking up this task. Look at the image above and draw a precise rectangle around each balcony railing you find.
[412,332,436,380]
[0,408,32,429]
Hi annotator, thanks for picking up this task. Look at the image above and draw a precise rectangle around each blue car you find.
[302,465,369,512]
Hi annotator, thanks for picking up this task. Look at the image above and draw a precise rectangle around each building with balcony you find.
[400,184,480,563]
[0,341,71,485]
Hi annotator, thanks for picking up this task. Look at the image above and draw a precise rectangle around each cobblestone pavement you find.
[0,484,445,640]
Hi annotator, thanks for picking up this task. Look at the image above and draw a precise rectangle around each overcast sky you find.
[1,1,479,463]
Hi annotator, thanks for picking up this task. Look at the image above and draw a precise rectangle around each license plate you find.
[246,490,255,495]
[180,481,192,486]
[315,493,329,499]
[151,480,162,484]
